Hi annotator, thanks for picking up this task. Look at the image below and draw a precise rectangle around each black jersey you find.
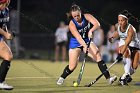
[0,7,9,28]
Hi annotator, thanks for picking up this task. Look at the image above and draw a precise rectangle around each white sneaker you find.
[57,77,64,85]
[0,82,13,90]
[108,76,117,85]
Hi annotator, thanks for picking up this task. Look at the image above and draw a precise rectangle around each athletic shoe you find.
[0,82,13,90]
[108,76,117,84]
[125,74,132,83]
[119,77,128,86]
[57,77,64,85]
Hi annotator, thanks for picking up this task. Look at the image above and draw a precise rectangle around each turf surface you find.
[0,60,140,93]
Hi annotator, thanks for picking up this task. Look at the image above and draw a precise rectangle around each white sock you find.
[121,58,132,79]
[123,58,131,74]
[121,73,128,79]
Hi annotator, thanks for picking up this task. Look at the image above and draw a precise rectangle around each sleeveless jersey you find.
[0,7,9,27]
[0,7,9,40]
[69,15,90,49]
[71,15,90,39]
[118,23,140,48]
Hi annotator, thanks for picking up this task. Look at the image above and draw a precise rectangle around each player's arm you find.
[113,23,119,38]
[109,31,119,41]
[0,27,12,40]
[108,24,119,43]
[100,29,104,45]
[2,24,8,31]
[0,27,7,36]
[84,14,100,32]
[69,20,87,48]
[120,26,134,54]
[84,14,100,38]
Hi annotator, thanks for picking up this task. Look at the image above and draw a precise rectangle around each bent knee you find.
[4,55,13,61]
[132,62,139,69]
[69,64,77,71]
[95,51,102,62]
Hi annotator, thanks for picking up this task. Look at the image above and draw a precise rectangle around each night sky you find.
[9,0,140,49]
[10,0,140,31]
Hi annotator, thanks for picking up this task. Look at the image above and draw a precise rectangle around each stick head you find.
[84,84,91,87]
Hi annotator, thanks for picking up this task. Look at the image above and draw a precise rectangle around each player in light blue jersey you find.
[57,4,117,85]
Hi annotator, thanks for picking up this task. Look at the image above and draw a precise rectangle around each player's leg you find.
[57,48,81,85]
[130,50,139,75]
[62,44,67,62]
[0,40,13,90]
[87,42,117,84]
[131,50,139,69]
[120,48,139,85]
[54,44,60,62]
[119,46,132,85]
[139,50,140,62]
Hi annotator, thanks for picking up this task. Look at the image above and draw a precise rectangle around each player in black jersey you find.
[0,0,14,90]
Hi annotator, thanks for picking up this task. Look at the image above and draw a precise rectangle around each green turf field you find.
[1,60,140,93]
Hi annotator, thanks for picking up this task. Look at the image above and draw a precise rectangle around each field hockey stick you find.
[73,38,92,85]
[3,24,15,38]
[85,59,119,87]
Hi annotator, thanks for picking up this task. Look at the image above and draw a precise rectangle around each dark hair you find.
[119,10,133,19]
[70,4,81,13]
[119,10,139,22]
[0,0,10,6]
[66,4,81,21]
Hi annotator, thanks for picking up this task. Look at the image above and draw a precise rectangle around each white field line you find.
[6,76,94,80]
[6,76,140,80]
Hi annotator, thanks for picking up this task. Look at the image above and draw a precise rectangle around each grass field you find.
[1,59,140,93]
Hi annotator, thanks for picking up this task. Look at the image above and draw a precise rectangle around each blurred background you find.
[8,0,140,61]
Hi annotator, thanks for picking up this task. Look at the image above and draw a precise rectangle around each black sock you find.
[0,60,10,83]
[98,60,110,79]
[60,65,73,79]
